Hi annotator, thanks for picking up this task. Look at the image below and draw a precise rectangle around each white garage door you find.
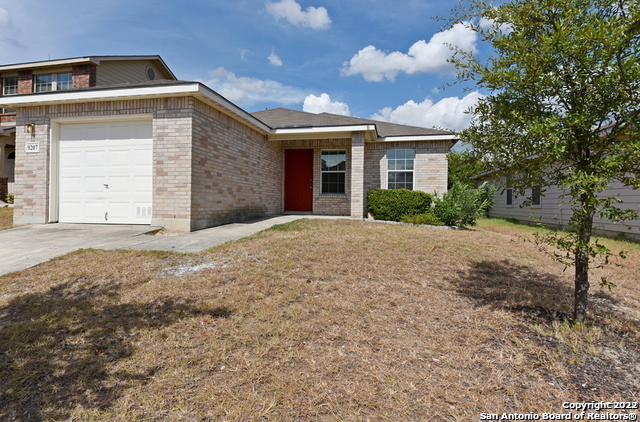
[59,120,153,224]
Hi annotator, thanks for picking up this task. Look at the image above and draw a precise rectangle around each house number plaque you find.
[25,142,40,153]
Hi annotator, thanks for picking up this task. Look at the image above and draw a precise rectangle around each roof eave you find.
[0,83,271,135]
[0,55,176,79]
[269,124,379,141]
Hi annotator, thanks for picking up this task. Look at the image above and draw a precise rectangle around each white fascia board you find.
[0,57,94,72]
[272,125,377,136]
[378,134,459,142]
[0,84,201,107]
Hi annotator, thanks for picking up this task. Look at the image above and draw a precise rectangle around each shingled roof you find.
[251,108,453,138]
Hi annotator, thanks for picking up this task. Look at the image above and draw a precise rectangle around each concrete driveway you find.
[0,223,160,277]
[0,215,348,277]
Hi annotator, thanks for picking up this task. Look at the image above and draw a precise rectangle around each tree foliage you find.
[447,149,491,189]
[448,0,640,323]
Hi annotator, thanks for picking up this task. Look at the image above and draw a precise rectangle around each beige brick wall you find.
[350,132,366,218]
[14,109,50,225]
[152,101,193,231]
[189,100,282,230]
[365,141,450,193]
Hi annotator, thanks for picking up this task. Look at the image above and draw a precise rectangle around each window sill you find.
[320,193,347,196]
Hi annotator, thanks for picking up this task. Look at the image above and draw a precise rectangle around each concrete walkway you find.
[0,215,348,276]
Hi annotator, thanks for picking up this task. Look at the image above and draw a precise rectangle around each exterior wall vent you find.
[146,67,156,81]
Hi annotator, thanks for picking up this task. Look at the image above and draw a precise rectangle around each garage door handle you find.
[103,184,109,189]
[105,212,108,221]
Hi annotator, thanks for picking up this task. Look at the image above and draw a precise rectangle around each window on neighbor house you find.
[506,188,514,206]
[531,187,541,206]
[388,149,414,190]
[3,77,17,96]
[321,150,346,194]
[34,72,73,93]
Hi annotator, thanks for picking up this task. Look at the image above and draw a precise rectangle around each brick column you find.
[18,70,33,94]
[350,131,366,218]
[72,64,97,89]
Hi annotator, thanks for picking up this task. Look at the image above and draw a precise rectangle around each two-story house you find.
[0,55,175,200]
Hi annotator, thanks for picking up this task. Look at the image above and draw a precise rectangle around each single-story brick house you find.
[0,56,457,232]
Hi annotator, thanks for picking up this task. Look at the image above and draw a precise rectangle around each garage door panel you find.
[60,151,83,169]
[107,176,132,194]
[109,150,131,167]
[59,201,82,219]
[60,177,82,195]
[84,176,107,194]
[133,122,153,139]
[58,120,153,225]
[86,150,108,169]
[133,175,152,193]
[106,202,131,221]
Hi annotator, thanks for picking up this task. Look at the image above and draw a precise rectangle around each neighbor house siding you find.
[189,100,282,230]
[487,175,640,240]
[96,60,171,85]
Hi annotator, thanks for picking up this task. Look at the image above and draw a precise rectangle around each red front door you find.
[284,149,313,212]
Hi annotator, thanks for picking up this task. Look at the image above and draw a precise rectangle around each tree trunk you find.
[573,210,594,325]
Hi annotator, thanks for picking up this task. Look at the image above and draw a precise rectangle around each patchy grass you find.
[0,206,12,230]
[0,218,638,421]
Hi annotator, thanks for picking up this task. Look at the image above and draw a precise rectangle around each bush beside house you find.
[367,182,494,227]
[367,189,433,222]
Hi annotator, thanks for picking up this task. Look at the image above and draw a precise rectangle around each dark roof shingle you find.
[251,108,453,138]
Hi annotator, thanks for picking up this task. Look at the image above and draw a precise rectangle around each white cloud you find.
[268,50,283,66]
[204,67,307,106]
[266,0,331,30]
[303,93,350,116]
[341,23,477,82]
[370,91,484,132]
[0,7,11,28]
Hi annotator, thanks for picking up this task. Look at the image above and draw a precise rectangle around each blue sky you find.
[0,0,485,136]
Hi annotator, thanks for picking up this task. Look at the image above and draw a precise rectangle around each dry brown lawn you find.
[0,206,12,230]
[0,218,638,421]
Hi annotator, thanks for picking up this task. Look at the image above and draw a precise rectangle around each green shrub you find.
[5,193,14,204]
[367,189,433,221]
[432,181,495,227]
[400,213,444,226]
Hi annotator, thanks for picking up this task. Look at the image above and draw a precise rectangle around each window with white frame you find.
[321,150,346,194]
[387,149,414,190]
[2,77,17,96]
[34,72,72,93]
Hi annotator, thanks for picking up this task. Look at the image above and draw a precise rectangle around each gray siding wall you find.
[96,60,172,86]
[487,176,640,240]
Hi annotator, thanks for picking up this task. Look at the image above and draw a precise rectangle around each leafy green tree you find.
[448,0,640,324]
[447,149,491,189]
